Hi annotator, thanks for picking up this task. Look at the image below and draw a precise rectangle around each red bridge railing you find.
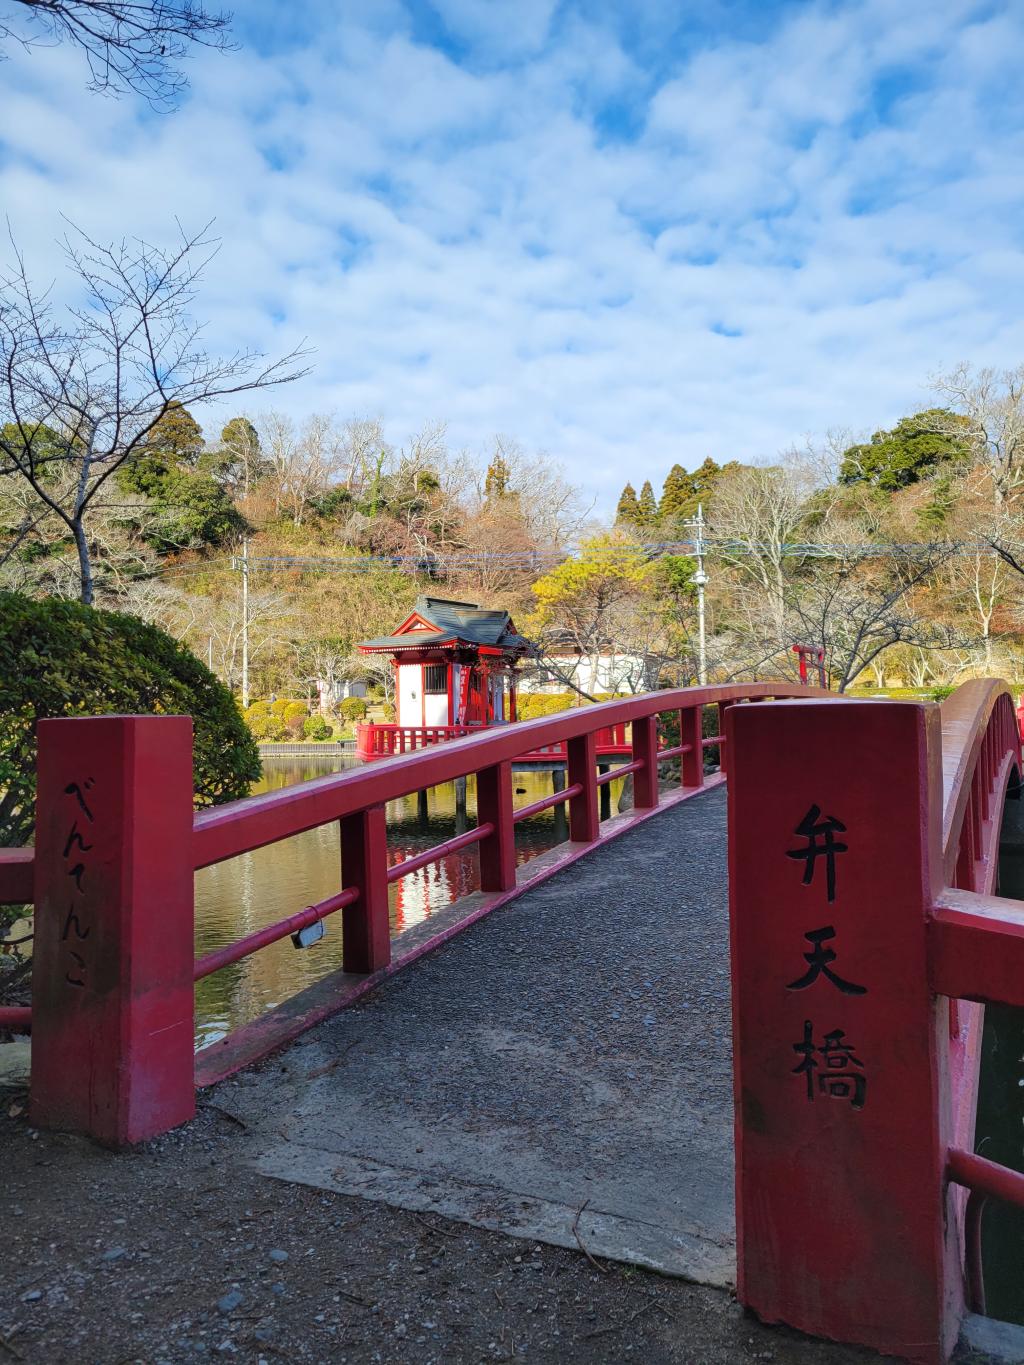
[7,679,1024,1361]
[3,681,824,1142]
[729,681,1024,1365]
[355,719,633,760]
[355,722,471,758]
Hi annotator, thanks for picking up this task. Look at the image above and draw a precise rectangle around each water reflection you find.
[194,753,626,1049]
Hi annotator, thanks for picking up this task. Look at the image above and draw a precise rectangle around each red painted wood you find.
[31,716,196,1147]
[512,783,583,823]
[728,700,956,1365]
[0,1006,30,1032]
[597,759,640,784]
[930,892,1024,1007]
[680,707,703,788]
[340,804,390,974]
[196,684,823,869]
[194,886,358,980]
[716,701,733,773]
[567,731,599,842]
[631,714,659,809]
[948,1147,1024,1211]
[387,823,493,882]
[0,847,33,904]
[477,761,516,892]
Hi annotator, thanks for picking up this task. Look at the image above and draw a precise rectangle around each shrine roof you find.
[358,596,531,655]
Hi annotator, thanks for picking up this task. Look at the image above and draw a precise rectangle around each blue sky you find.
[2,0,1024,512]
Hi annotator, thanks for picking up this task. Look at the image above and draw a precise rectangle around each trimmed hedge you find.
[0,589,261,846]
[303,715,333,741]
[339,696,368,721]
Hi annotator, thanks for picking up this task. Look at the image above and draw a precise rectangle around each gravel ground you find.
[1,1099,894,1365]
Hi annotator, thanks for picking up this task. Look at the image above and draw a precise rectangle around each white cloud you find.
[1,0,1023,512]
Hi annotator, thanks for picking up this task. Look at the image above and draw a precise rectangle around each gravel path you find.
[2,1102,893,1364]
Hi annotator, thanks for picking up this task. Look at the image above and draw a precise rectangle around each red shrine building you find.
[357,597,530,753]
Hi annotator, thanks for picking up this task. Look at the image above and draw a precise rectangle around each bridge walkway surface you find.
[221,786,737,1288]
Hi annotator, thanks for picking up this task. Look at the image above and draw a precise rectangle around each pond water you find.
[194,753,628,1049]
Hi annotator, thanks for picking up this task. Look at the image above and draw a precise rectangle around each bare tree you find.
[931,363,1024,508]
[259,411,350,528]
[785,547,953,692]
[1,0,234,107]
[709,459,818,661]
[0,222,309,604]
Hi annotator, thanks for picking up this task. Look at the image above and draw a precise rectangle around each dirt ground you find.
[0,1090,911,1365]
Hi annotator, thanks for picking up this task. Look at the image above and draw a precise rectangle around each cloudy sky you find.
[2,0,1024,512]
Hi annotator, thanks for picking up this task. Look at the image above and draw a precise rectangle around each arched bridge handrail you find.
[938,678,1018,886]
[192,681,832,869]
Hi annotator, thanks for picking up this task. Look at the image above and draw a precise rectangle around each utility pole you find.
[240,537,250,709]
[690,504,708,685]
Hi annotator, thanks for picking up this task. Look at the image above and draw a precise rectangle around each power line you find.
[34,537,1010,592]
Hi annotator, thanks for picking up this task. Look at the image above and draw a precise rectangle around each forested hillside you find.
[4,363,1024,709]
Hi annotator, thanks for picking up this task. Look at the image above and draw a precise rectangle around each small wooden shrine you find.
[358,596,530,730]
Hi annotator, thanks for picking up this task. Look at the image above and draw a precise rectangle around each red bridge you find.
[4,680,1024,1363]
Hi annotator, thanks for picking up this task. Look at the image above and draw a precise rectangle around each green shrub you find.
[270,697,301,716]
[0,589,261,847]
[283,701,308,725]
[516,691,576,721]
[247,712,288,741]
[244,701,271,722]
[381,701,396,722]
[303,715,333,741]
[339,696,368,721]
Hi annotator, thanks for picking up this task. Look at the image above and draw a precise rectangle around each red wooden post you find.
[567,731,600,842]
[340,804,390,973]
[727,699,959,1365]
[477,760,516,891]
[716,700,733,773]
[632,714,660,809]
[31,716,196,1147]
[680,706,704,789]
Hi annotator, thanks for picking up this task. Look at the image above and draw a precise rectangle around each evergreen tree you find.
[141,401,205,468]
[659,463,694,527]
[214,417,268,496]
[117,402,246,552]
[690,457,724,506]
[839,409,972,492]
[484,454,512,500]
[616,482,640,525]
[637,479,659,528]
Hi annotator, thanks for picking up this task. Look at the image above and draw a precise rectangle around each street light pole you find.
[240,537,250,709]
[690,504,708,685]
